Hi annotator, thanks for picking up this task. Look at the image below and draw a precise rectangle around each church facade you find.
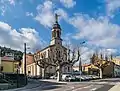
[21,14,71,77]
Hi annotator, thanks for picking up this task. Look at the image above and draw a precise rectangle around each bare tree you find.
[48,46,67,81]
[66,46,80,74]
[91,53,110,78]
[34,44,81,81]
[34,53,52,79]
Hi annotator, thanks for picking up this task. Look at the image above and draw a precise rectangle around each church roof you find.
[36,44,67,54]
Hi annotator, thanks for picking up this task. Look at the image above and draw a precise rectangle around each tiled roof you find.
[1,56,14,61]
[82,64,92,67]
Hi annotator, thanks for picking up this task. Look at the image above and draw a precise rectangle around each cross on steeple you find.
[55,13,60,23]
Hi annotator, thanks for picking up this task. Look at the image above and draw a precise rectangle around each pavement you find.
[4,78,120,91]
[3,79,41,91]
[108,82,120,91]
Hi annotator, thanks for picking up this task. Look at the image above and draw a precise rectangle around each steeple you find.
[55,13,59,23]
[50,14,62,45]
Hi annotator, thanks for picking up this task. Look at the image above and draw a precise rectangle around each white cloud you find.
[1,6,6,16]
[0,0,16,16]
[106,0,120,17]
[26,12,33,17]
[35,0,68,28]
[62,33,73,48]
[8,0,15,5]
[73,46,95,65]
[60,0,76,8]
[34,1,54,28]
[0,21,46,52]
[69,14,120,49]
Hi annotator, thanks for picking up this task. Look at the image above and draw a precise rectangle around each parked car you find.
[62,74,76,81]
[85,75,93,80]
[50,75,57,79]
[75,75,86,81]
[92,75,99,79]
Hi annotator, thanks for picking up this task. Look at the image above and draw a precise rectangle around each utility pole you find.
[0,48,1,73]
[24,43,27,85]
[24,43,26,75]
[17,67,19,88]
[79,54,82,82]
[79,55,82,72]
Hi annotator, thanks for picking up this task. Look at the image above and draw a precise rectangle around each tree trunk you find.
[71,65,73,75]
[57,65,62,82]
[99,68,103,79]
[42,68,46,79]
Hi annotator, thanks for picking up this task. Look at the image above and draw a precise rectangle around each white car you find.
[50,75,57,79]
[62,74,76,81]
[75,75,86,81]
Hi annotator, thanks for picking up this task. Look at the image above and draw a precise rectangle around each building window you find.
[52,31,55,38]
[57,30,60,38]
[14,64,18,68]
[68,67,70,72]
[0,66,3,71]
[28,71,31,74]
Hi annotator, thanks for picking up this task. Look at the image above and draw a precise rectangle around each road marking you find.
[90,88,97,91]
[72,85,93,91]
[98,82,108,84]
[83,85,93,88]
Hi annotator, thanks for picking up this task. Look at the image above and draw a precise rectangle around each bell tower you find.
[50,14,62,45]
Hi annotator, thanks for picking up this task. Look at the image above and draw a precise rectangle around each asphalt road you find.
[6,78,120,91]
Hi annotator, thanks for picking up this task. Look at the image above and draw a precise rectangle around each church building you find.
[21,14,71,78]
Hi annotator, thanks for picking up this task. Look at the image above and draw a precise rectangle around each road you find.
[6,78,120,91]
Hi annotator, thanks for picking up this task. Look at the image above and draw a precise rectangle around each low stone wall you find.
[0,73,27,90]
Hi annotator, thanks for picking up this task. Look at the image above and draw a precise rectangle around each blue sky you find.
[0,0,120,63]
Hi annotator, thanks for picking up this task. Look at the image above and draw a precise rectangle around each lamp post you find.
[79,41,85,82]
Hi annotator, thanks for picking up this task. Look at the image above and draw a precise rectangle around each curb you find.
[108,82,120,91]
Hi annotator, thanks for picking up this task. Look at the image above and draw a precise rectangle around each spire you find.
[52,13,61,30]
[55,13,60,23]
[50,13,62,45]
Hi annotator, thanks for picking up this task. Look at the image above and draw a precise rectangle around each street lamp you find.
[79,41,86,82]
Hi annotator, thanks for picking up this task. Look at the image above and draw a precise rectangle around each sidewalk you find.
[39,79,67,83]
[109,82,120,91]
[4,79,40,91]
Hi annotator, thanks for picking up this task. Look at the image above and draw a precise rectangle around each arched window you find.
[52,31,55,38]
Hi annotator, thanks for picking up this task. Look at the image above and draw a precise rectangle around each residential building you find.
[73,64,99,75]
[1,53,20,73]
[20,53,37,76]
[79,57,120,77]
